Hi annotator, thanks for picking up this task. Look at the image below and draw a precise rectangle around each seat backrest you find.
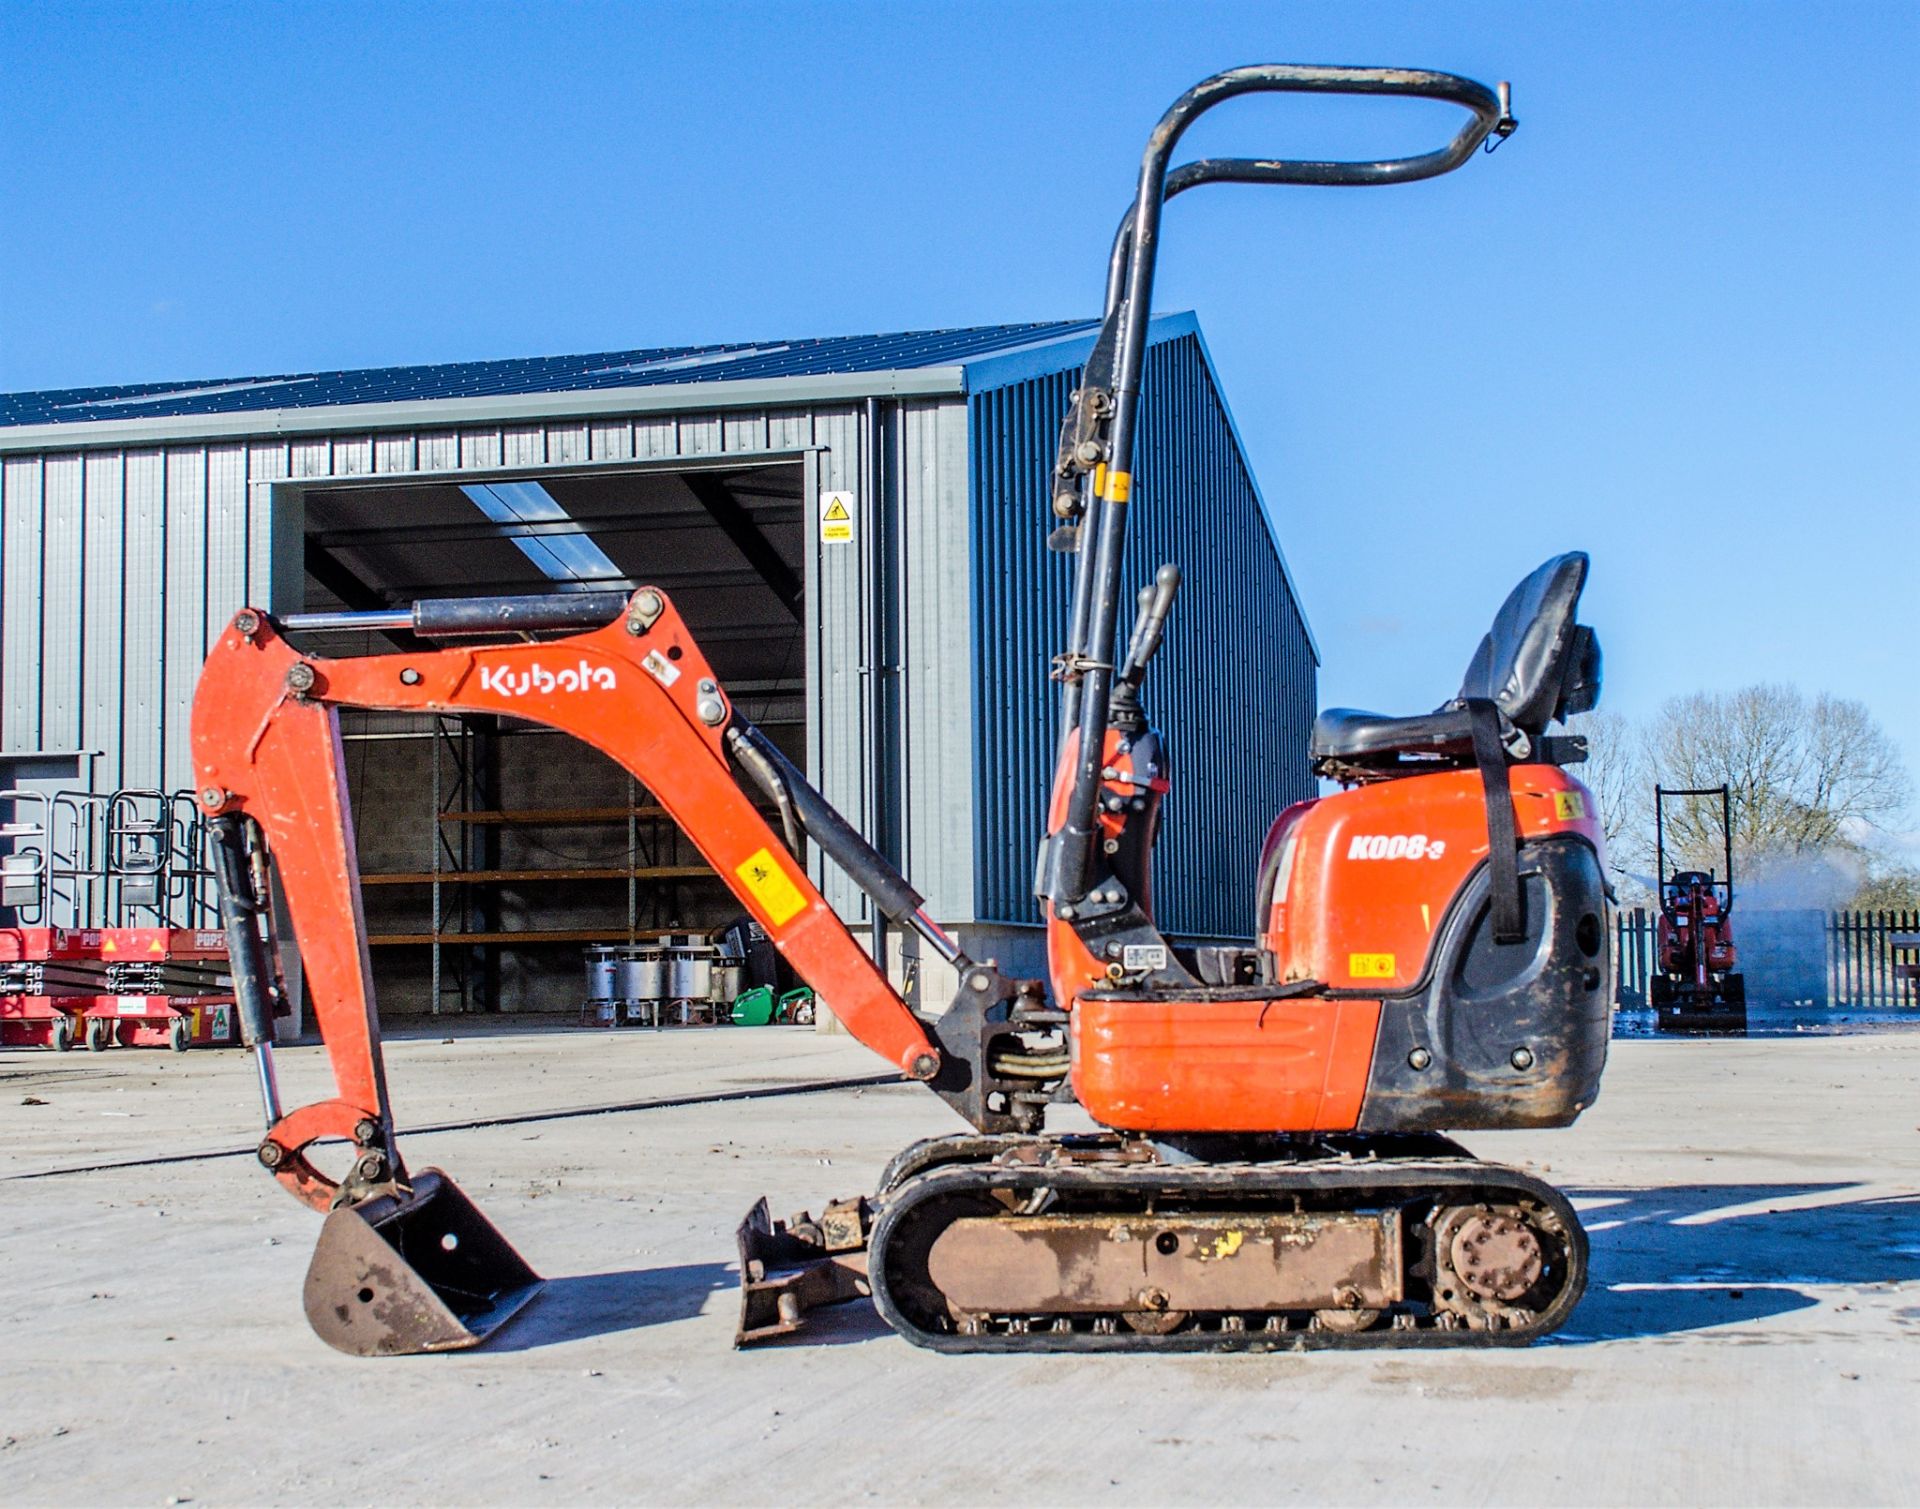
[1455,551,1602,734]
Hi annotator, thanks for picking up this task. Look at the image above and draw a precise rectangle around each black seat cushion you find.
[1311,552,1601,776]
[1309,705,1477,767]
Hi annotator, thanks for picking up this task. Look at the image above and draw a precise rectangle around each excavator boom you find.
[190,587,949,1352]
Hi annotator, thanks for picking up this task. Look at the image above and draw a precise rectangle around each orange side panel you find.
[1265,765,1604,993]
[1070,995,1382,1133]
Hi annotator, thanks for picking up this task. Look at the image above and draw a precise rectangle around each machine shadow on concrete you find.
[1562,1183,1920,1343]
[483,1262,735,1351]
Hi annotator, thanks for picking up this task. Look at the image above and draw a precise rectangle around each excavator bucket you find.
[302,1170,543,1356]
[734,1196,871,1345]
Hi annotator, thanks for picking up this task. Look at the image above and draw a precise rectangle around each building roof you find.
[0,321,1097,428]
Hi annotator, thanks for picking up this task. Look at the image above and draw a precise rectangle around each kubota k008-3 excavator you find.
[191,64,1611,1357]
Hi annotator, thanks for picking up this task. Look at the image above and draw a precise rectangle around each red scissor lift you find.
[0,789,238,1052]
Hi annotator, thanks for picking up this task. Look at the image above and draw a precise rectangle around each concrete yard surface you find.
[1,1027,1916,1507]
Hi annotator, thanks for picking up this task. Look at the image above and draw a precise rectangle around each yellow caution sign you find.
[820,491,855,545]
[1348,952,1397,979]
[735,847,809,926]
[1553,790,1587,821]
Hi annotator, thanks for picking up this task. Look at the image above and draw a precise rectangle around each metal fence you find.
[1828,909,1920,1008]
[1615,908,1657,1008]
[1615,906,1920,1010]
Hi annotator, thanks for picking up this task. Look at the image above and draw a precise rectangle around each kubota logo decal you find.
[478,661,617,697]
[1347,833,1448,861]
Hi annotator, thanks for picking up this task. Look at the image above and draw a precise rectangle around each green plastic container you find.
[731,984,777,1027]
[777,987,817,1025]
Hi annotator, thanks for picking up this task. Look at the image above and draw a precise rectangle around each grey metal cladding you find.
[896,399,975,922]
[120,451,169,789]
[40,455,84,751]
[162,449,208,795]
[80,452,128,779]
[968,367,1076,931]
[3,455,45,750]
[0,409,858,802]
[968,331,1317,939]
[809,405,867,922]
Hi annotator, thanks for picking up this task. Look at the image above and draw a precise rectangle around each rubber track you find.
[868,1155,1588,1354]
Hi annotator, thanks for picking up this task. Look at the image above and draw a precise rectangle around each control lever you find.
[1118,564,1181,689]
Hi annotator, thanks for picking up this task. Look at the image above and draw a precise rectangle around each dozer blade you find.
[303,1169,543,1356]
[734,1195,871,1346]
[1657,1002,1748,1035]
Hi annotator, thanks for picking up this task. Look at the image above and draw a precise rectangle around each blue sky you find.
[3,2,1916,794]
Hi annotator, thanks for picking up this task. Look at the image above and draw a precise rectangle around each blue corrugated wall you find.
[968,331,1317,938]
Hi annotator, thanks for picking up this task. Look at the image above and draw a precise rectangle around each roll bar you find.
[1655,785,1736,908]
[1045,65,1514,908]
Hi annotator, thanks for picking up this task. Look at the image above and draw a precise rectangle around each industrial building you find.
[0,315,1316,1021]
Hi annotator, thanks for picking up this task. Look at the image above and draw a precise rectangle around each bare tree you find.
[1800,694,1911,846]
[1643,684,1912,883]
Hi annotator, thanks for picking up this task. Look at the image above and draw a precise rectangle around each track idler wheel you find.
[1429,1202,1563,1331]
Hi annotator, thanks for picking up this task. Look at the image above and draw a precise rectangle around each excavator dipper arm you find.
[189,588,944,1352]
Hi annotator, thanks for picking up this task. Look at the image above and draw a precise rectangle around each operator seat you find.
[1311,551,1602,781]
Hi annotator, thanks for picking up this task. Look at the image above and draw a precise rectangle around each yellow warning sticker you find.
[1553,790,1587,821]
[1104,469,1132,503]
[735,846,809,927]
[1349,952,1397,979]
[820,491,855,545]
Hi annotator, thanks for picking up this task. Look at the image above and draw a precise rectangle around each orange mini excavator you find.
[191,64,1611,1357]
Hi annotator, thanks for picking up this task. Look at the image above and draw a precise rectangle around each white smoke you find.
[1736,847,1865,912]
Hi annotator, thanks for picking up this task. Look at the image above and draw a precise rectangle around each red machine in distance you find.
[1651,784,1745,1033]
[0,789,236,1052]
[192,64,1615,1358]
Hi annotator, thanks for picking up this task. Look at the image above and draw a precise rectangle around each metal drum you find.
[616,946,666,1024]
[583,945,620,1027]
[616,946,667,1002]
[668,944,713,1001]
[711,955,745,1017]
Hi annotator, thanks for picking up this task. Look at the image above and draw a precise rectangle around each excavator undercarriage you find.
[743,1133,1588,1352]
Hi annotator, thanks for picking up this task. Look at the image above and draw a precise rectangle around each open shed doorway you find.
[284,458,808,1019]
